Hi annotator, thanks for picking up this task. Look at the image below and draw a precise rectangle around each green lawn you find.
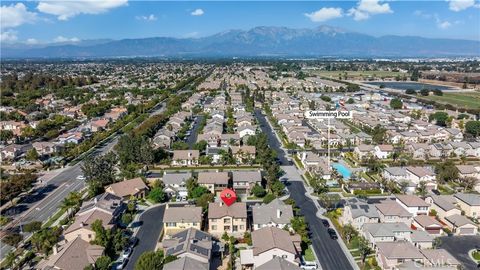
[304,246,315,261]
[421,92,480,110]
[473,251,480,260]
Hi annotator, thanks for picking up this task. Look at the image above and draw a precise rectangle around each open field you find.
[421,91,480,110]
[312,70,408,79]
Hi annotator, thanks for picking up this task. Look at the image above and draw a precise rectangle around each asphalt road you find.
[438,235,480,269]
[255,109,354,270]
[185,114,204,148]
[124,205,166,270]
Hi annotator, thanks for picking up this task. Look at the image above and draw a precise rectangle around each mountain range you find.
[2,26,479,58]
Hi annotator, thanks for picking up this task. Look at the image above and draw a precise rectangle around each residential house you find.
[163,205,202,235]
[162,172,192,198]
[231,145,256,164]
[420,249,461,268]
[424,195,461,223]
[232,170,262,195]
[105,177,149,199]
[198,172,230,195]
[238,125,256,138]
[208,202,247,236]
[412,215,443,235]
[163,228,214,269]
[362,223,412,248]
[395,195,430,216]
[375,242,424,270]
[354,144,374,161]
[172,150,200,166]
[240,227,301,269]
[252,199,294,230]
[32,141,58,156]
[409,230,434,249]
[374,144,394,159]
[37,237,104,270]
[63,193,123,242]
[454,193,480,219]
[444,214,478,235]
[340,198,380,230]
[375,200,412,225]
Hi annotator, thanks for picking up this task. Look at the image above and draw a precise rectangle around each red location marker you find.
[220,188,237,207]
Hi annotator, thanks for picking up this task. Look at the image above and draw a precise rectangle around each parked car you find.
[116,258,128,270]
[129,236,138,247]
[301,261,318,270]
[327,228,338,240]
[76,175,86,180]
[322,219,330,227]
[122,247,132,259]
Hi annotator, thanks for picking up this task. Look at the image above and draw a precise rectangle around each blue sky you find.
[1,0,479,44]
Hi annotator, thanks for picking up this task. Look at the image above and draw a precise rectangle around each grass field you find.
[312,70,408,78]
[421,92,480,110]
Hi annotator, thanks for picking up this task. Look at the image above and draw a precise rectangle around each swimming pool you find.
[332,163,352,179]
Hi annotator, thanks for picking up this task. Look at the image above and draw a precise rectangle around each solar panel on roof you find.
[351,205,358,209]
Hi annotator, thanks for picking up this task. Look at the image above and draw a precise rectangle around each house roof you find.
[77,192,122,216]
[376,242,423,260]
[64,209,113,235]
[162,172,192,186]
[173,150,200,160]
[252,199,294,226]
[363,223,411,237]
[38,237,104,270]
[455,165,478,174]
[198,172,229,185]
[163,257,208,270]
[414,215,442,228]
[396,195,429,207]
[410,230,434,243]
[349,203,380,219]
[256,257,302,270]
[231,145,256,155]
[232,171,262,184]
[384,167,408,177]
[445,214,475,227]
[454,193,480,206]
[163,205,202,223]
[375,201,412,217]
[356,144,374,152]
[208,202,247,219]
[428,195,457,212]
[406,167,435,178]
[105,178,148,198]
[377,144,394,151]
[252,227,301,256]
[163,228,213,260]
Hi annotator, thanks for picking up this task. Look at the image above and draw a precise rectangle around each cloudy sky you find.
[1,0,479,44]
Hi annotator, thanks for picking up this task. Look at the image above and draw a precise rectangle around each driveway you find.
[124,204,166,270]
[438,235,480,269]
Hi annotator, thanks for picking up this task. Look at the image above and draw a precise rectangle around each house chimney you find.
[94,197,98,204]
[277,209,282,218]
[53,244,58,255]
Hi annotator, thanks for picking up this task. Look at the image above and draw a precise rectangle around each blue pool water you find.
[367,82,454,91]
[332,163,352,179]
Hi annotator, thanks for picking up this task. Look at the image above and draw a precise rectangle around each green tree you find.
[91,220,109,247]
[22,221,42,233]
[26,148,40,161]
[389,98,403,109]
[435,160,459,184]
[121,213,133,225]
[251,184,266,198]
[171,141,189,150]
[342,224,357,244]
[271,180,285,196]
[30,227,62,255]
[429,112,449,127]
[465,121,480,137]
[81,152,117,196]
[193,140,208,151]
[135,250,164,270]
[190,186,209,199]
[196,193,214,210]
[358,237,372,264]
[148,187,166,203]
[371,125,387,144]
[262,193,276,204]
[405,89,416,95]
[2,232,23,247]
[417,181,427,198]
[94,256,112,270]
[0,130,14,142]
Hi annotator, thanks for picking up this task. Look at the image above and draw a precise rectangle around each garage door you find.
[458,228,475,235]
[426,228,441,234]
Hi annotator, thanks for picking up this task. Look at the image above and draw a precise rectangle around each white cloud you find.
[54,35,80,43]
[190,9,204,16]
[348,0,392,21]
[37,0,128,20]
[0,30,18,42]
[136,14,157,21]
[0,3,37,29]
[447,0,478,11]
[305,7,343,22]
[438,20,452,29]
[26,38,39,44]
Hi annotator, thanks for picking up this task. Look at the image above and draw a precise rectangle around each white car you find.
[122,247,132,259]
[76,175,86,180]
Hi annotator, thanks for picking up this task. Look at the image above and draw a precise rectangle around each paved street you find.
[186,114,204,148]
[255,109,354,270]
[124,205,166,270]
[439,235,480,269]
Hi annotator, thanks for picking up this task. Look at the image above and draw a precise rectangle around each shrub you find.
[262,193,276,204]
